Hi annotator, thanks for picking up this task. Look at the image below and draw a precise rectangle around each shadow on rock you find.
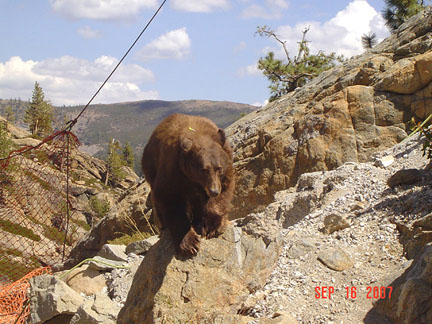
[365,243,432,324]
[117,214,282,324]
[117,230,175,324]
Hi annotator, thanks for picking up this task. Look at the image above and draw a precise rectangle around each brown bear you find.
[141,113,235,256]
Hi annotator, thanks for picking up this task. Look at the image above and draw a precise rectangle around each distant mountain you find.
[0,99,256,174]
[0,98,28,129]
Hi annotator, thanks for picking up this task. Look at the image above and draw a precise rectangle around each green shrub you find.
[108,231,151,246]
[0,122,14,159]
[89,196,111,219]
[0,218,41,241]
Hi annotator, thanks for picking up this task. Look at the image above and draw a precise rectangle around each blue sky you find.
[0,0,389,107]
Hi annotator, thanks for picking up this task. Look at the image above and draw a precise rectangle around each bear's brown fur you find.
[142,113,235,256]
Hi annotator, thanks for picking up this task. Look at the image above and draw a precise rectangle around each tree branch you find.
[295,26,310,64]
[256,26,291,64]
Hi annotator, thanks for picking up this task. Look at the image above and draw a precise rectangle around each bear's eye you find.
[215,166,223,173]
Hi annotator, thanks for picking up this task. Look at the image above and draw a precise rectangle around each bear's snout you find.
[205,179,221,197]
[209,187,220,197]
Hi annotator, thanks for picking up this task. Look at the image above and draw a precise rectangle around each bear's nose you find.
[209,188,220,197]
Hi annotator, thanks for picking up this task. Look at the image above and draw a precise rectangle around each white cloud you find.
[0,56,158,105]
[237,63,261,77]
[34,55,154,83]
[274,0,389,58]
[251,99,269,107]
[78,26,101,39]
[171,0,230,12]
[137,28,191,61]
[50,0,158,20]
[241,0,289,19]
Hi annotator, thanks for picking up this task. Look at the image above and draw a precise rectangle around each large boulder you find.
[374,243,432,324]
[117,213,282,324]
[29,275,84,324]
[227,8,432,218]
[63,181,153,268]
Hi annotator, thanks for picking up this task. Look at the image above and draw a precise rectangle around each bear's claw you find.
[179,228,201,256]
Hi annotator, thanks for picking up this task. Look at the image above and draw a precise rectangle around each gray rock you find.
[286,239,316,259]
[350,201,366,212]
[318,248,354,271]
[375,243,432,324]
[106,255,143,304]
[323,213,350,234]
[387,169,424,188]
[97,244,128,262]
[374,155,395,168]
[125,235,159,255]
[117,215,283,324]
[69,293,120,324]
[63,182,152,269]
[29,274,84,324]
[64,264,106,296]
[413,213,432,230]
[226,8,432,219]
[12,137,41,147]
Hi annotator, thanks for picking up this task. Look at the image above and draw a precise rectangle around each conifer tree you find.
[106,139,126,185]
[382,0,426,32]
[4,105,15,125]
[0,122,14,159]
[122,142,135,169]
[24,81,54,138]
[256,26,344,102]
[361,32,377,50]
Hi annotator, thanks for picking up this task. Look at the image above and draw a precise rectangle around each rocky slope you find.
[0,117,139,281]
[27,127,432,324]
[227,8,432,218]
[244,133,431,323]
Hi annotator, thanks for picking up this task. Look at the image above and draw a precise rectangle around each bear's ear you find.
[180,137,193,152]
[218,129,226,146]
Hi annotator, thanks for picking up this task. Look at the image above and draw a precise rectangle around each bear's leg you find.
[149,191,165,231]
[201,196,229,238]
[153,194,200,256]
[188,196,205,236]
[201,211,228,239]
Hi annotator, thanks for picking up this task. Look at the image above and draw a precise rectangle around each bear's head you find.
[179,130,230,198]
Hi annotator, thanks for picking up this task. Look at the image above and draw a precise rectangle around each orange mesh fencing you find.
[0,266,51,324]
[0,130,79,283]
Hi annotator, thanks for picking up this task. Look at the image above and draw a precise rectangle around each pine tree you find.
[106,139,126,185]
[0,121,14,159]
[361,32,377,50]
[24,81,54,138]
[4,105,15,124]
[122,142,135,169]
[382,0,425,32]
[256,26,344,102]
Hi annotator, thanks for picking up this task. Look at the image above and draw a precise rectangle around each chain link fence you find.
[0,130,79,283]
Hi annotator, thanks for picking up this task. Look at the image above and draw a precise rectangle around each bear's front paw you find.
[179,228,201,256]
[201,215,226,239]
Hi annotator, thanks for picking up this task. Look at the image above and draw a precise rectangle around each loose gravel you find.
[248,135,431,324]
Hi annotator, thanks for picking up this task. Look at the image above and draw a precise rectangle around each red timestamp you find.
[315,286,393,299]
[346,286,393,299]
